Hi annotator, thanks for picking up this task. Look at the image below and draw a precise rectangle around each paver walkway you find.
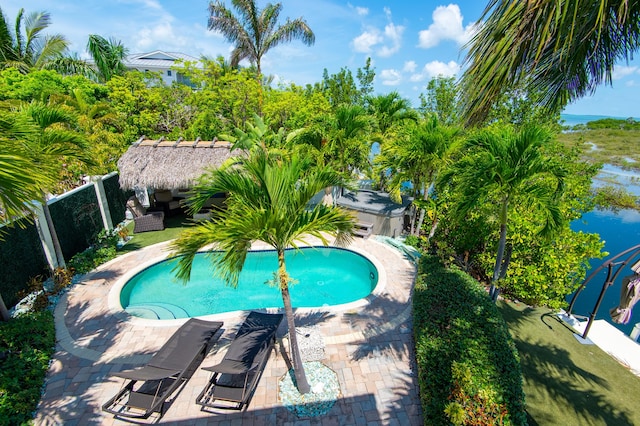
[35,237,422,425]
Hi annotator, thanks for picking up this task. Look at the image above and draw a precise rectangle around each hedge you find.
[48,185,103,261]
[0,219,48,307]
[103,173,131,225]
[0,310,55,425]
[413,255,526,425]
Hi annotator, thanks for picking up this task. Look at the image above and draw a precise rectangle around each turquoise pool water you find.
[120,247,379,319]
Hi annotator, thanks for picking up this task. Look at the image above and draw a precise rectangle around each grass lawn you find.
[119,213,193,253]
[499,300,640,425]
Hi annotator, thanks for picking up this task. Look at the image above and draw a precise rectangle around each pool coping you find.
[106,239,390,327]
[55,236,414,362]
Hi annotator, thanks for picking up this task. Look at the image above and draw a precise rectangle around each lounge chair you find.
[196,311,284,410]
[102,319,223,420]
[126,196,165,233]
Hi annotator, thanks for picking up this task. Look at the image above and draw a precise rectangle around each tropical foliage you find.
[414,255,526,425]
[0,7,69,73]
[207,0,315,77]
[170,146,354,394]
[460,0,640,126]
[86,34,129,83]
[375,115,461,236]
[439,125,567,300]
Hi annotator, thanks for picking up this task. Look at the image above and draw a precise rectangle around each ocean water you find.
[563,116,640,335]
[570,208,640,336]
[560,113,639,127]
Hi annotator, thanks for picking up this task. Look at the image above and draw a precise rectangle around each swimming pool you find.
[119,246,379,319]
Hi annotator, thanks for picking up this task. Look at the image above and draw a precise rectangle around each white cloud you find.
[378,22,404,57]
[612,65,638,80]
[353,30,383,53]
[380,69,402,86]
[424,60,460,77]
[626,80,637,87]
[418,4,475,49]
[135,22,188,50]
[352,9,404,57]
[403,61,417,73]
[355,6,369,16]
[410,60,460,82]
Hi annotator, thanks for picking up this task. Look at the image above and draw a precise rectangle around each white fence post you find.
[93,176,114,231]
[30,200,59,270]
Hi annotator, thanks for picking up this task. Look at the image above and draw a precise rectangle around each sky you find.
[3,0,640,118]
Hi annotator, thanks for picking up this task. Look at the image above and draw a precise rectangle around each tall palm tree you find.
[439,124,565,301]
[460,0,640,126]
[376,115,460,235]
[0,6,69,73]
[170,147,354,394]
[207,0,315,78]
[86,34,129,83]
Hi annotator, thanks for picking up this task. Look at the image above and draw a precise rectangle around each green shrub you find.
[0,310,55,425]
[413,255,526,425]
[68,228,122,273]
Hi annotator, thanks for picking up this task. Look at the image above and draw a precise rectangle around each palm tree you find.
[375,115,460,235]
[367,91,418,136]
[170,147,354,394]
[14,101,91,268]
[460,0,640,126]
[207,0,315,78]
[86,34,129,83]
[0,109,65,321]
[319,104,372,179]
[0,7,69,73]
[439,124,565,301]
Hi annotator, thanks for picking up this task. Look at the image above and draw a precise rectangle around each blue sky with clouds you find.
[3,0,640,117]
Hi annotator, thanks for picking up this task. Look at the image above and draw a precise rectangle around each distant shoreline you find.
[561,113,639,127]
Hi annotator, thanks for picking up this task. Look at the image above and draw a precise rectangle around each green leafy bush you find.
[413,255,526,425]
[0,218,48,308]
[68,228,122,273]
[0,310,55,425]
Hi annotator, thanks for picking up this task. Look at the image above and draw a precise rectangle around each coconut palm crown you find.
[0,7,69,73]
[207,0,315,77]
[170,146,354,394]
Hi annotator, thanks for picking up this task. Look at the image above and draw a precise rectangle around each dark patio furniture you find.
[126,196,165,233]
[102,319,223,420]
[152,189,183,217]
[196,311,283,410]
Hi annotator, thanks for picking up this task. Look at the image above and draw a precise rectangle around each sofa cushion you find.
[154,190,173,203]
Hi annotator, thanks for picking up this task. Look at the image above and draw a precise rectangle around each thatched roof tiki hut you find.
[118,137,242,192]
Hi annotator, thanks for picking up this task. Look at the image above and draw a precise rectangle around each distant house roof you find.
[117,137,244,190]
[124,50,201,69]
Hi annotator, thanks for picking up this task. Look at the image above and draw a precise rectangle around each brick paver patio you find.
[35,237,422,425]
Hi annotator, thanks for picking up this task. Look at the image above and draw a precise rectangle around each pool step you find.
[354,222,374,238]
[125,303,190,320]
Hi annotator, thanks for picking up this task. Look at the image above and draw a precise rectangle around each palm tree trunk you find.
[278,251,310,394]
[428,215,439,241]
[490,199,509,301]
[414,184,429,236]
